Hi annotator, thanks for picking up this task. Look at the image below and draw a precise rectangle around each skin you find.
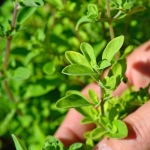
[55,40,150,150]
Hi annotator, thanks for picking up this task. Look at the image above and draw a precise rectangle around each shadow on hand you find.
[133,60,150,77]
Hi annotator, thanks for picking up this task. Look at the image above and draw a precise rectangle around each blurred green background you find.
[0,0,150,149]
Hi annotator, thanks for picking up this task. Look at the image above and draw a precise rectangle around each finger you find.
[93,100,150,150]
[126,40,150,89]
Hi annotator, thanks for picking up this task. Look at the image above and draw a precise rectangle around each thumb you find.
[93,100,150,150]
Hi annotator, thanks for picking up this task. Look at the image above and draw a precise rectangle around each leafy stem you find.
[3,2,18,73]
[2,2,18,102]
[106,0,115,40]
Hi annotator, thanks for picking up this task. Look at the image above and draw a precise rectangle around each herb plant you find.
[0,0,150,150]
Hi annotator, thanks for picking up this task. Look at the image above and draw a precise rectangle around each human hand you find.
[55,41,150,150]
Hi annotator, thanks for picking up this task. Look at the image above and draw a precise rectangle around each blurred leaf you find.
[12,134,28,150]
[62,64,95,76]
[127,5,146,15]
[24,84,55,98]
[21,0,44,7]
[10,67,30,80]
[102,36,124,62]
[43,60,55,75]
[76,16,93,30]
[17,7,36,23]
[43,136,64,150]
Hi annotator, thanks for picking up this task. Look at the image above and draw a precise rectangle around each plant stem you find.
[3,2,18,73]
[106,0,115,40]
[2,2,18,102]
[3,80,15,101]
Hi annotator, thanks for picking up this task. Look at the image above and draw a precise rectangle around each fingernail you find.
[93,143,112,150]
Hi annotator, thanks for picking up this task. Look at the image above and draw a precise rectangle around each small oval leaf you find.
[65,51,91,68]
[107,120,128,138]
[43,61,55,75]
[102,36,124,62]
[56,93,91,109]
[62,64,95,76]
[80,42,97,66]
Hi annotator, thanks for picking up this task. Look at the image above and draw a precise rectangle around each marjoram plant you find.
[0,0,150,150]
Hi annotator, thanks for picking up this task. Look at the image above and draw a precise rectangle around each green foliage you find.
[0,0,150,150]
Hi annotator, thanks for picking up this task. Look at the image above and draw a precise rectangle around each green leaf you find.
[76,16,93,30]
[11,67,30,80]
[121,45,133,58]
[127,5,146,15]
[17,7,36,23]
[65,51,91,68]
[24,84,55,98]
[102,36,124,62]
[62,64,95,76]
[108,58,126,85]
[108,120,128,138]
[21,0,44,7]
[56,92,91,109]
[99,116,110,127]
[88,89,99,104]
[69,143,83,150]
[104,76,116,90]
[98,59,111,70]
[80,42,97,67]
[43,60,55,75]
[90,127,107,140]
[81,117,94,124]
[12,134,28,150]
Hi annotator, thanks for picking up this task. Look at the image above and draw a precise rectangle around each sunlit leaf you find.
[62,64,95,76]
[65,51,91,68]
[80,42,97,67]
[102,36,124,62]
[98,59,111,70]
[107,120,128,138]
[56,92,91,109]
[88,89,99,104]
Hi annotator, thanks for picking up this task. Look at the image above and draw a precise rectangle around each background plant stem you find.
[3,2,18,73]
[3,2,18,101]
[106,0,115,40]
